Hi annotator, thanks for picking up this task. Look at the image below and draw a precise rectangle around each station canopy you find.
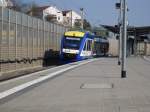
[101,25,150,36]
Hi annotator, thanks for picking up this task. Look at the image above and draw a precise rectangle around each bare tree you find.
[10,0,38,13]
[27,1,38,14]
[11,0,22,11]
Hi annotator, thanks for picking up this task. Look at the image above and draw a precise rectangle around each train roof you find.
[94,37,109,43]
[64,31,94,37]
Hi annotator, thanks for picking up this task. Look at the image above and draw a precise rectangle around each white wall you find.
[0,0,7,7]
[146,43,150,55]
[0,0,13,7]
[43,6,63,23]
[108,38,119,56]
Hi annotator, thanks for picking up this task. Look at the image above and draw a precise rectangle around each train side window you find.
[87,40,92,51]
[90,40,92,51]
[87,40,89,51]
[90,40,92,50]
[83,40,87,51]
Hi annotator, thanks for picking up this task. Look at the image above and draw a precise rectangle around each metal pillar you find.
[134,30,137,56]
[71,10,72,28]
[80,8,84,29]
[118,0,123,65]
[0,6,4,72]
[121,0,127,78]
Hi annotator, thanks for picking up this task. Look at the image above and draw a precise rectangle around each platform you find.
[0,57,150,112]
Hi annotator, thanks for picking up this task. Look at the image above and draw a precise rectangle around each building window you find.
[58,17,60,20]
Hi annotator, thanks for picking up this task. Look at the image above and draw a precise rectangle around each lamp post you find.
[119,0,123,65]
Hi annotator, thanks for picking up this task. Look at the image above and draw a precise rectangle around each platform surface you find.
[0,57,150,112]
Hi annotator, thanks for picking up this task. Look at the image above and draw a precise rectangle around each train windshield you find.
[63,37,82,50]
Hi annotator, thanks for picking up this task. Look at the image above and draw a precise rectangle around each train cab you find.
[60,31,95,61]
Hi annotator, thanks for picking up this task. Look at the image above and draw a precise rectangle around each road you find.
[0,57,150,112]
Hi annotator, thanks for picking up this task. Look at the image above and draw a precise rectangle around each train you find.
[60,31,95,61]
[60,31,109,61]
[94,36,109,57]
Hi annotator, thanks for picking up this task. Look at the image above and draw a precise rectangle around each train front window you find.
[63,37,82,50]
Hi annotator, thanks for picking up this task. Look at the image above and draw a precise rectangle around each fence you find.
[0,7,68,76]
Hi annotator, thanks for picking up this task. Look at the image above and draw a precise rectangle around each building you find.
[62,10,81,27]
[103,25,150,56]
[27,6,63,23]
[0,0,7,7]
[0,0,13,7]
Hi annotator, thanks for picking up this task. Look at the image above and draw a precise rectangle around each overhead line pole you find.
[118,0,123,65]
[80,8,84,30]
[71,10,73,28]
[121,0,127,78]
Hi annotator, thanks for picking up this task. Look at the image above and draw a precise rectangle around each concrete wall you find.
[108,38,118,56]
[146,43,150,56]
[106,38,150,56]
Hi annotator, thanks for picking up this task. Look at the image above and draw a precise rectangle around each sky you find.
[22,0,150,27]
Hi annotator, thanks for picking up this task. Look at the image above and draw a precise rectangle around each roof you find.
[102,25,150,36]
[33,6,49,11]
[62,10,72,15]
[27,6,50,15]
[64,31,85,37]
[94,37,108,43]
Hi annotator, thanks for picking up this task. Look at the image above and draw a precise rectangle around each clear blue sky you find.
[23,0,150,27]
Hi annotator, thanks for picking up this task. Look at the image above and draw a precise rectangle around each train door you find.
[81,39,93,57]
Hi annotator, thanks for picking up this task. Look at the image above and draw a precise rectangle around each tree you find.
[83,19,92,31]
[11,0,22,11]
[74,19,92,31]
[27,2,38,15]
[74,19,82,29]
[11,0,37,13]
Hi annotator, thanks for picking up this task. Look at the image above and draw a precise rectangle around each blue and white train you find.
[60,31,95,61]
